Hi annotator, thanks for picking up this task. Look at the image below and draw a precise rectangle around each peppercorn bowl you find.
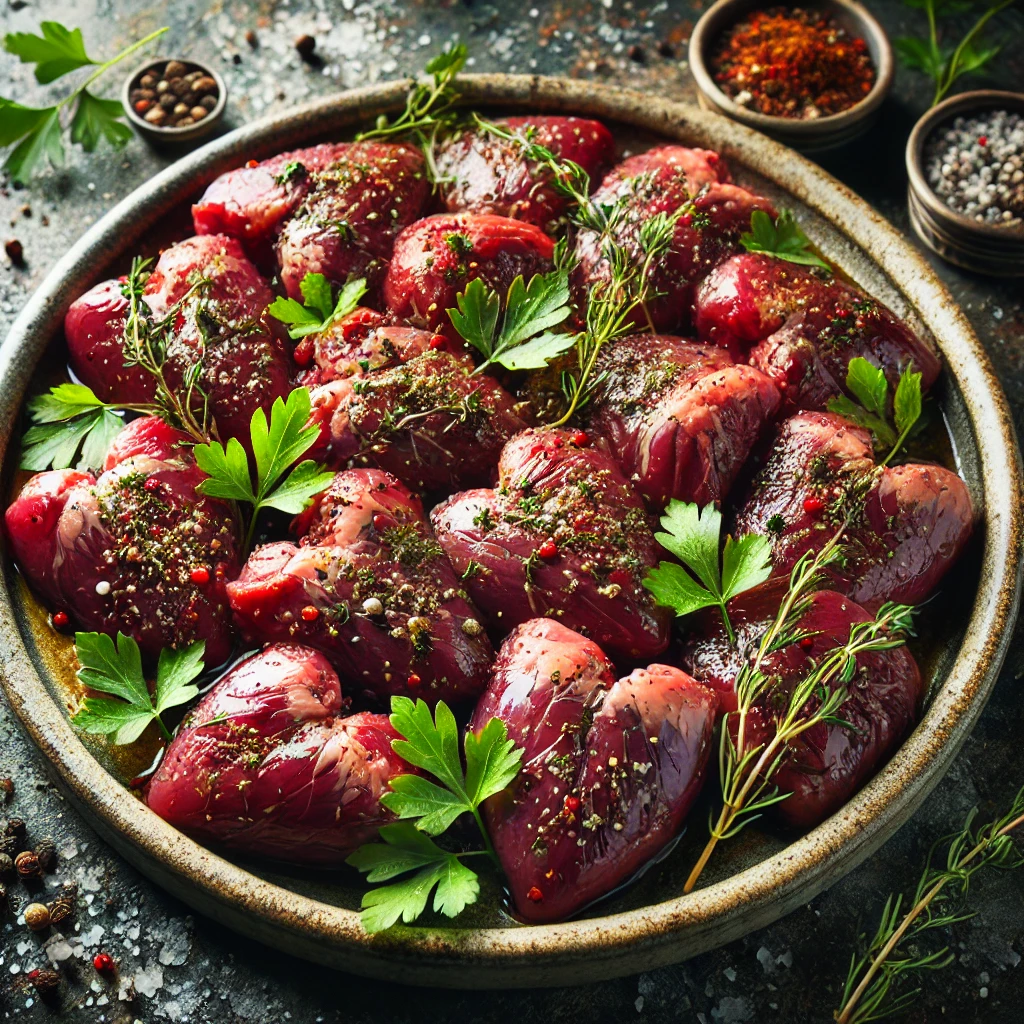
[688,0,893,152]
[907,90,1024,277]
[0,75,1019,988]
[121,56,227,144]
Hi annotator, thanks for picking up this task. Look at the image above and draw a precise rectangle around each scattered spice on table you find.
[130,59,219,129]
[925,110,1024,228]
[711,7,875,120]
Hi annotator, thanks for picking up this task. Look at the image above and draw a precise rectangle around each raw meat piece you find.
[573,146,776,333]
[431,428,671,660]
[146,643,415,864]
[306,349,530,492]
[693,252,942,413]
[5,416,239,665]
[383,213,555,332]
[733,411,973,609]
[682,588,923,830]
[276,142,430,303]
[473,618,716,922]
[436,116,615,233]
[227,469,493,707]
[586,332,781,509]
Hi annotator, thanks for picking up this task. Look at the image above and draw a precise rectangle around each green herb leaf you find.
[643,501,772,644]
[389,696,464,795]
[347,697,523,932]
[71,631,205,745]
[2,24,169,184]
[346,823,480,933]
[894,35,947,77]
[740,209,831,270]
[267,273,367,339]
[464,715,523,806]
[3,105,63,185]
[70,90,132,152]
[259,460,335,515]
[154,642,206,715]
[894,368,923,438]
[4,22,96,83]
[20,383,125,471]
[381,775,467,836]
[448,278,501,359]
[194,437,257,504]
[20,406,124,472]
[827,357,923,463]
[448,269,575,374]
[196,387,332,552]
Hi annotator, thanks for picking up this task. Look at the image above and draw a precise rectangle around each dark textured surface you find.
[1,1,1023,1021]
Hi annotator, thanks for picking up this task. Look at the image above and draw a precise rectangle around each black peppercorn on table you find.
[1,2,1023,1021]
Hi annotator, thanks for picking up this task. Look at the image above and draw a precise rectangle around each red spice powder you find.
[711,7,875,120]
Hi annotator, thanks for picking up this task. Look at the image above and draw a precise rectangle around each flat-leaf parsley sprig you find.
[20,383,128,473]
[828,358,923,466]
[71,631,205,745]
[740,209,831,270]
[448,267,576,374]
[194,387,335,553]
[346,696,523,933]
[643,500,773,645]
[835,784,1024,1024]
[267,273,367,340]
[2,22,168,184]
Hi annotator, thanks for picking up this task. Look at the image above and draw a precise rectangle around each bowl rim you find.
[120,55,227,137]
[905,88,1024,241]
[688,0,894,135]
[0,72,1020,988]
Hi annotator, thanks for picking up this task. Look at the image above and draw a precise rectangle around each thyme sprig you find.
[120,256,213,444]
[474,117,690,423]
[835,785,1024,1023]
[356,44,467,180]
[684,529,917,893]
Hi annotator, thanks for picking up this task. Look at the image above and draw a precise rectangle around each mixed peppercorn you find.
[712,7,875,120]
[129,59,219,130]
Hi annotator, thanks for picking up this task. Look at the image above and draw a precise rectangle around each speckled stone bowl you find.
[0,75,1020,988]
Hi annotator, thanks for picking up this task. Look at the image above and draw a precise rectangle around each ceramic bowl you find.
[906,89,1024,277]
[688,0,893,152]
[0,74,1019,988]
[122,56,227,145]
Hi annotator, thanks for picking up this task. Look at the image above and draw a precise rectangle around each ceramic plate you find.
[0,75,1020,988]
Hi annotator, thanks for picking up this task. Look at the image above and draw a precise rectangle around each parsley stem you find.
[470,805,500,868]
[155,714,173,743]
[56,27,170,113]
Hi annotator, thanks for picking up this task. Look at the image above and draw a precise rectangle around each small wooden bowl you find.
[906,89,1024,278]
[122,56,227,146]
[688,0,893,153]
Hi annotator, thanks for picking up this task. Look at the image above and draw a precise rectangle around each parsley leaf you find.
[448,269,576,373]
[1,24,168,184]
[267,273,367,339]
[740,209,831,271]
[194,387,335,552]
[70,90,133,151]
[5,22,96,84]
[643,501,773,644]
[346,696,523,933]
[71,632,204,744]
[827,357,923,465]
[20,383,126,472]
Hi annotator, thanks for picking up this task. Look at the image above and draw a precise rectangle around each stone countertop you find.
[1,1,1023,1021]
